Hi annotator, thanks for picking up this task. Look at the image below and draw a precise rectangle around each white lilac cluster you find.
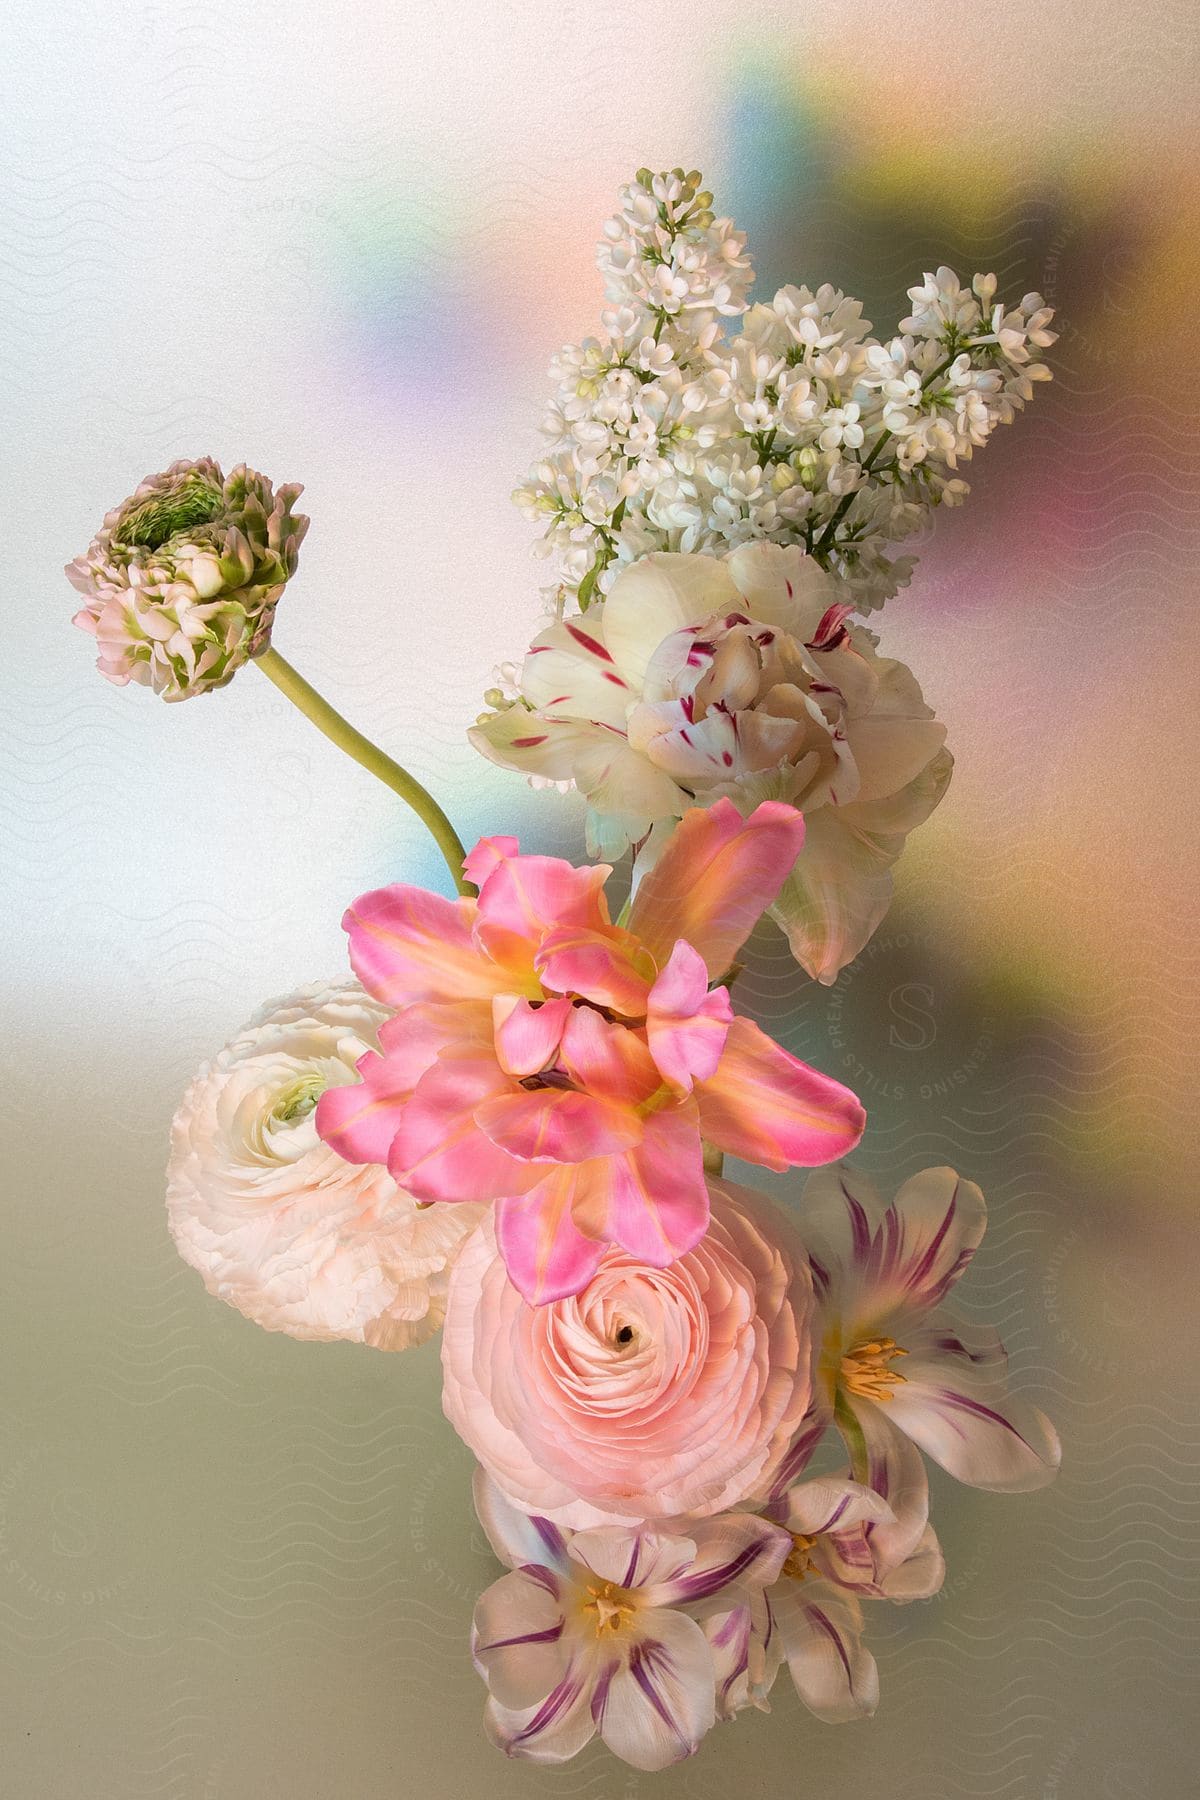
[514,170,1056,612]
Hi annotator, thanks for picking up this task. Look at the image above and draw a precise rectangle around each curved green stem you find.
[254,645,472,896]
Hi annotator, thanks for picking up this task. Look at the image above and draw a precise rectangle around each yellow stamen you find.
[782,1532,818,1582]
[582,1580,637,1638]
[840,1336,909,1402]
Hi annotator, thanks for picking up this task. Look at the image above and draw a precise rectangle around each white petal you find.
[725,541,835,634]
[473,1568,570,1709]
[603,553,737,688]
[879,1523,945,1601]
[482,1666,597,1764]
[887,1357,1061,1493]
[472,1467,571,1574]
[597,1609,717,1770]
[771,807,898,986]
[521,614,633,731]
[773,1580,878,1722]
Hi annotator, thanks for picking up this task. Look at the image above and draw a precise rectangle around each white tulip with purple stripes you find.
[800,1164,1061,1502]
[470,1469,791,1769]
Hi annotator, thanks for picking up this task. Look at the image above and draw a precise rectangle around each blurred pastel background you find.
[2,2,1198,1795]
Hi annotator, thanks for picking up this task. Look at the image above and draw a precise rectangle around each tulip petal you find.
[344,884,512,1005]
[483,1664,597,1765]
[470,707,602,782]
[474,1086,644,1163]
[802,1163,986,1319]
[495,1167,606,1305]
[559,1005,661,1104]
[473,1569,569,1709]
[601,551,737,688]
[471,846,613,980]
[644,1515,791,1608]
[845,715,947,804]
[781,1477,894,1545]
[492,996,573,1078]
[886,1359,1062,1493]
[880,1523,945,1601]
[521,614,633,730]
[703,1602,757,1720]
[472,1467,571,1576]
[725,541,836,635]
[773,1581,878,1723]
[645,940,733,1092]
[463,835,521,887]
[765,1407,831,1504]
[568,1527,693,1592]
[604,1106,710,1267]
[848,1401,932,1575]
[696,1018,865,1173]
[314,1047,412,1167]
[534,927,652,1015]
[596,1609,717,1771]
[628,798,807,980]
[388,1055,540,1202]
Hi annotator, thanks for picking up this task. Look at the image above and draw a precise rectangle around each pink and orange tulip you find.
[317,798,865,1304]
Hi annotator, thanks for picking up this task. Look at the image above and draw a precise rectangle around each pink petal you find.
[534,926,653,1016]
[602,1105,710,1266]
[645,940,733,1091]
[494,1167,606,1305]
[696,1018,866,1172]
[627,798,807,980]
[314,1047,414,1166]
[472,844,613,977]
[344,884,514,1005]
[474,1086,644,1163]
[388,1053,541,1202]
[492,996,573,1078]
[559,1005,661,1104]
[463,835,521,888]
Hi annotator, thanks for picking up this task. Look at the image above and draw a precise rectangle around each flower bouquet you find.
[69,168,1059,1772]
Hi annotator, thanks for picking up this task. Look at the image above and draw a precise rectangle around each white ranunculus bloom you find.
[166,981,483,1349]
[470,543,952,983]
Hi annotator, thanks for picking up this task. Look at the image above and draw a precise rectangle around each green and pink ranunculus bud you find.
[67,457,308,701]
[316,798,866,1306]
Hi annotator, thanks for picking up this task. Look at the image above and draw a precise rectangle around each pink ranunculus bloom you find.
[714,1470,944,1725]
[441,1178,816,1525]
[797,1164,1062,1502]
[316,798,865,1304]
[469,1468,790,1770]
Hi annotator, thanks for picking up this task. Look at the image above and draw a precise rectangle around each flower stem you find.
[834,1391,871,1485]
[254,645,472,896]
